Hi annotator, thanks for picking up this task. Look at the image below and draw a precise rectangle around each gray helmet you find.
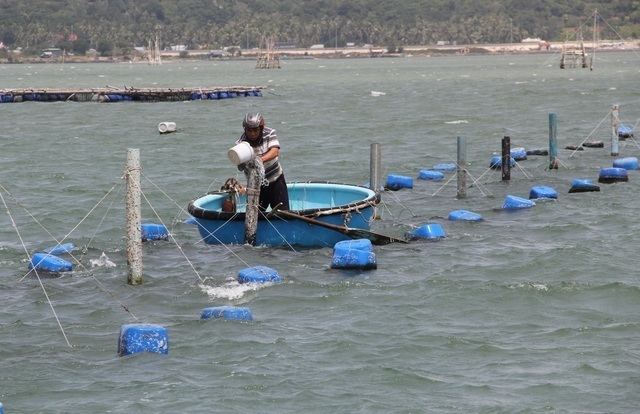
[243,112,264,129]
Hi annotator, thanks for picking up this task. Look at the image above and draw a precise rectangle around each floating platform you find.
[0,85,265,103]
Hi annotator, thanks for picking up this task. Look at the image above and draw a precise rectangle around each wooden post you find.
[369,143,381,218]
[244,158,261,246]
[611,104,619,156]
[456,136,467,198]
[125,149,142,285]
[501,136,511,181]
[549,113,558,169]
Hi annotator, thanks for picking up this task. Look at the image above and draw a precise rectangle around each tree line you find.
[0,0,637,57]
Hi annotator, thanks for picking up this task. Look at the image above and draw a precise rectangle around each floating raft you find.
[0,85,265,103]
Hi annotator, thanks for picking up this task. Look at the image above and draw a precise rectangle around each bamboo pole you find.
[611,105,619,156]
[549,114,558,169]
[457,136,467,198]
[501,136,511,181]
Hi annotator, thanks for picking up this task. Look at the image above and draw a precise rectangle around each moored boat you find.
[187,182,380,247]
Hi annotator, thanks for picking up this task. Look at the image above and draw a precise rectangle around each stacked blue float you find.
[331,239,377,270]
[118,324,168,356]
[618,126,634,138]
[29,242,76,273]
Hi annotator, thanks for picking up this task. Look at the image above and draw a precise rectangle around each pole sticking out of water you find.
[244,158,262,246]
[611,105,620,156]
[369,143,381,217]
[456,136,467,198]
[501,136,511,181]
[125,148,143,285]
[548,113,558,169]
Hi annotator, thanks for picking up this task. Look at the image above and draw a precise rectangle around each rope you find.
[0,185,72,347]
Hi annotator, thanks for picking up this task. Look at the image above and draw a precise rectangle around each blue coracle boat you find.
[187,182,380,247]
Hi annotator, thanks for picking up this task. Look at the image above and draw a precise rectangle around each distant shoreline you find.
[4,41,638,64]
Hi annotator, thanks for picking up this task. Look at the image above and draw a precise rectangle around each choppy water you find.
[1,52,640,413]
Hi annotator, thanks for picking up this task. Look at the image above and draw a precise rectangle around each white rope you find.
[0,185,72,348]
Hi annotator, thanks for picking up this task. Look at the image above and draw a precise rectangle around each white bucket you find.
[158,122,177,134]
[228,142,255,165]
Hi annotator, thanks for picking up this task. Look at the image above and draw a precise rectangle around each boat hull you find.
[187,182,379,247]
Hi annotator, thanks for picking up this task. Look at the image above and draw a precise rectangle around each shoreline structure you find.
[6,40,639,64]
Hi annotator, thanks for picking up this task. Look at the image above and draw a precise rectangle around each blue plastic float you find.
[619,126,634,138]
[568,179,600,193]
[489,156,515,169]
[612,157,638,170]
[529,186,557,200]
[201,306,253,321]
[386,174,413,190]
[510,147,527,161]
[433,163,456,171]
[238,266,281,284]
[141,223,169,241]
[526,148,548,156]
[448,210,483,221]
[419,170,445,180]
[118,324,168,356]
[503,195,535,210]
[42,242,75,255]
[29,253,72,273]
[598,167,628,183]
[331,239,377,270]
[406,224,446,240]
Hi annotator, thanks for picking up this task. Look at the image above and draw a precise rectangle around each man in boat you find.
[236,112,290,211]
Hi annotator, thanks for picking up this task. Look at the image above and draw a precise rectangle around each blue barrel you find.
[118,324,168,356]
[419,170,445,180]
[386,174,413,190]
[489,156,515,169]
[43,242,75,255]
[407,224,446,240]
[434,163,456,171]
[254,91,263,97]
[529,186,557,200]
[510,147,527,161]
[598,167,628,183]
[582,141,603,148]
[219,92,229,99]
[238,266,281,284]
[209,92,219,99]
[141,223,169,241]
[201,306,253,321]
[228,92,238,98]
[619,126,633,138]
[568,179,600,193]
[448,210,483,221]
[190,93,201,100]
[331,244,377,270]
[503,195,535,210]
[29,253,72,273]
[247,91,255,97]
[612,157,638,170]
[1,94,14,103]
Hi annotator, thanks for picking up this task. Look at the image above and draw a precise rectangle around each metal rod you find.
[549,113,558,169]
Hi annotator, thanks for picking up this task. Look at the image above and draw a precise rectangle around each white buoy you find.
[158,121,177,134]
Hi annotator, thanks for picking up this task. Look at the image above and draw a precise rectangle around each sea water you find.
[1,52,640,413]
